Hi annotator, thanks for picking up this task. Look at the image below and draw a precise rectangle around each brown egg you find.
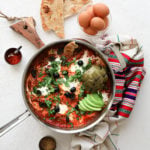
[86,6,95,18]
[83,27,98,35]
[78,11,91,28]
[93,3,110,18]
[103,17,109,29]
[90,17,105,31]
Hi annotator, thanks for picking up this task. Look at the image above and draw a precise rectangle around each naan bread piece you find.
[40,0,64,38]
[64,0,92,18]
[64,41,78,57]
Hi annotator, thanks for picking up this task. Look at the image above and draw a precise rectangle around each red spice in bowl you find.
[4,46,22,65]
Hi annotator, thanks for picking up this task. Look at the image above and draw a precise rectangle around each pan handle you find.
[0,110,31,137]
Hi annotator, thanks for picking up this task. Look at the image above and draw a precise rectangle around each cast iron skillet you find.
[0,39,115,136]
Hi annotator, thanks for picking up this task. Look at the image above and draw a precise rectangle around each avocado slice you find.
[87,94,104,107]
[86,97,102,108]
[79,101,88,111]
[82,98,102,111]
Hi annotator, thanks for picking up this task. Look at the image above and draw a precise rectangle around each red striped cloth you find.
[104,37,146,118]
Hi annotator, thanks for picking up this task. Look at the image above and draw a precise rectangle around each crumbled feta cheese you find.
[59,104,68,114]
[55,57,61,62]
[80,51,89,67]
[70,64,83,73]
[37,87,49,96]
[61,80,80,91]
[69,113,74,121]
[102,92,109,102]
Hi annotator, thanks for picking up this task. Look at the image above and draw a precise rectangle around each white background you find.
[0,0,150,149]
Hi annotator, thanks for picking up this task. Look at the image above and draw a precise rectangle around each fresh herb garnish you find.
[33,87,37,94]
[68,122,74,128]
[62,80,70,87]
[66,57,76,67]
[69,69,82,82]
[61,56,67,61]
[82,58,92,71]
[60,56,76,67]
[39,72,43,77]
[38,76,52,87]
[51,61,61,68]
[48,109,55,116]
[49,117,55,120]
[45,100,52,108]
[78,85,85,98]
[61,56,67,66]
[53,95,61,103]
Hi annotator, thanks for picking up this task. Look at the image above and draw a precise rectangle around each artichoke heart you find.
[82,65,108,92]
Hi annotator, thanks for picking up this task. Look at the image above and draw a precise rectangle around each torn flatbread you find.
[64,0,91,18]
[40,0,64,38]
[64,41,78,57]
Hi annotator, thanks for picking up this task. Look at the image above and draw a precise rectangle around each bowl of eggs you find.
[78,2,111,36]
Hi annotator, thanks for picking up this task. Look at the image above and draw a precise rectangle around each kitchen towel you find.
[71,34,146,150]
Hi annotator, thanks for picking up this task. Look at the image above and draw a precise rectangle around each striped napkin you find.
[71,35,146,150]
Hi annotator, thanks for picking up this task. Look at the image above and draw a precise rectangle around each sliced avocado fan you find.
[78,93,104,112]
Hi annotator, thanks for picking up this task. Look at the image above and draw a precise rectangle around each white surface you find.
[0,0,150,149]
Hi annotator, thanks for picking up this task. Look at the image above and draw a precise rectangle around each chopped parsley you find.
[66,57,76,67]
[69,69,82,82]
[61,56,67,66]
[68,122,74,128]
[33,87,37,94]
[82,58,92,71]
[45,100,52,108]
[51,61,61,68]
[49,117,55,120]
[78,85,85,98]
[38,76,52,87]
[61,56,76,67]
[53,95,61,103]
[38,72,43,77]
[48,109,55,116]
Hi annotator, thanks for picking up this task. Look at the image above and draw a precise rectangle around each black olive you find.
[31,69,36,78]
[62,70,68,75]
[53,72,59,78]
[70,93,75,100]
[57,48,64,55]
[75,104,79,110]
[54,87,59,93]
[64,92,71,98]
[70,87,76,93]
[78,60,83,66]
[39,102,47,108]
[37,90,42,96]
[54,105,60,113]
[66,115,69,122]
[49,56,55,61]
